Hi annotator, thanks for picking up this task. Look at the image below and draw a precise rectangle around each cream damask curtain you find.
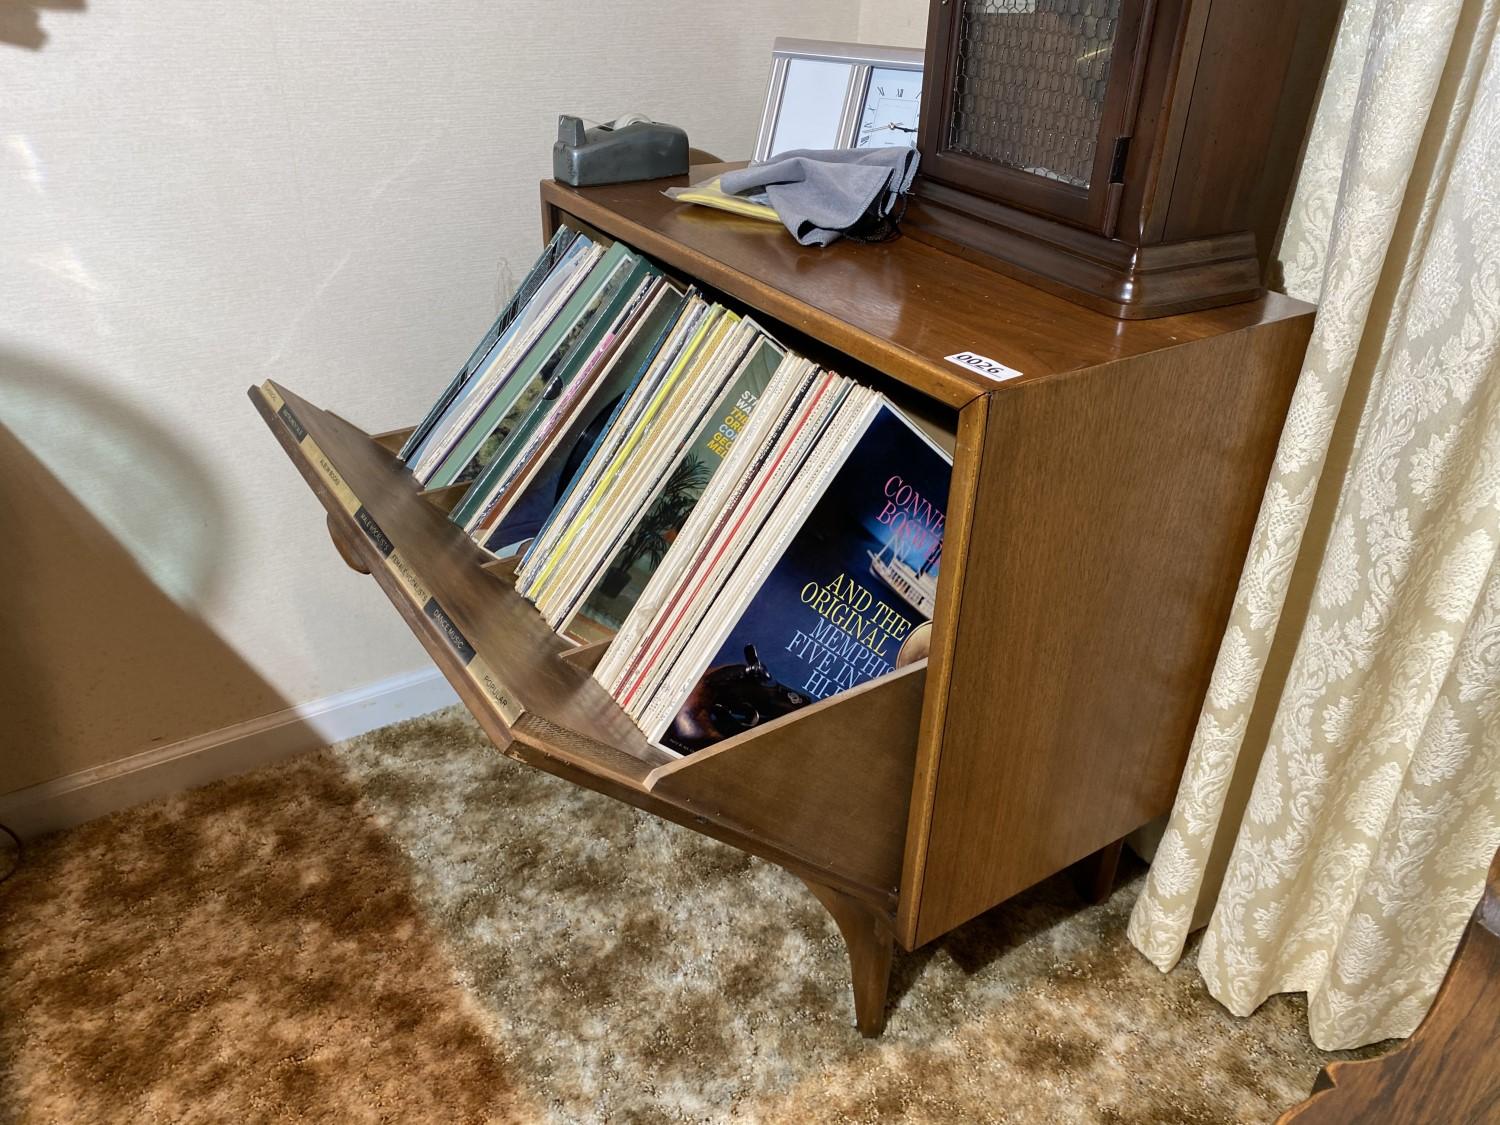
[1127,0,1500,1050]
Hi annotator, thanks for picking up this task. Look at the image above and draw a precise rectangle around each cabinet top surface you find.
[543,165,1313,407]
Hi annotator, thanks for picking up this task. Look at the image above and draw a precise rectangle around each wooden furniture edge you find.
[800,876,898,1036]
[260,382,669,758]
[419,481,471,514]
[371,426,415,454]
[645,660,926,902]
[896,393,989,948]
[541,173,1315,397]
[1275,844,1500,1123]
[904,191,1264,320]
[541,179,984,410]
[559,639,611,671]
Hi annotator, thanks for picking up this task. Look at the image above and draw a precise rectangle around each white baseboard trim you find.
[0,668,459,840]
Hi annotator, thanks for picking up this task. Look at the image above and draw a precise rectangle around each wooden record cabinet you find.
[254,168,1313,1035]
[908,0,1343,318]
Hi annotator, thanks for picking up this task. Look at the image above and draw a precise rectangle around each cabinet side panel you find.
[1160,0,1342,262]
[647,662,927,901]
[912,314,1310,945]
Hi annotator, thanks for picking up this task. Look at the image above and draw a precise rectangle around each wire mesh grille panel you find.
[948,0,1123,189]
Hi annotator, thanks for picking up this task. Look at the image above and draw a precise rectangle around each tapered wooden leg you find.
[1069,837,1125,905]
[799,878,896,1037]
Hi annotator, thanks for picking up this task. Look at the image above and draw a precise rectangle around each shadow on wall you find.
[3,350,236,611]
[0,351,303,807]
[0,0,84,49]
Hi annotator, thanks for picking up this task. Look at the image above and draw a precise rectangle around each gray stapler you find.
[553,114,689,187]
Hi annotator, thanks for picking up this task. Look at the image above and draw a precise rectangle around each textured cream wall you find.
[859,0,930,47]
[3,2,900,792]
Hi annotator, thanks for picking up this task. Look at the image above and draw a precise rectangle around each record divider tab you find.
[257,382,524,726]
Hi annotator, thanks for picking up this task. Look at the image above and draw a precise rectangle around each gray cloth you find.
[720,148,920,247]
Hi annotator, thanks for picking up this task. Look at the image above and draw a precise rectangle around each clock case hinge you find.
[1109,135,1132,183]
[1102,134,1132,235]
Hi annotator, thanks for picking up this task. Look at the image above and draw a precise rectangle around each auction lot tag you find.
[944,351,1023,383]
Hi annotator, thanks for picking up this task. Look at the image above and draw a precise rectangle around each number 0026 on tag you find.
[944,351,1023,383]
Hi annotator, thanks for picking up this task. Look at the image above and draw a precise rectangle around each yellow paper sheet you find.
[664,175,778,222]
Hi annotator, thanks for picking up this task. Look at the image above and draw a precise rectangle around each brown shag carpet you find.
[0,708,1382,1123]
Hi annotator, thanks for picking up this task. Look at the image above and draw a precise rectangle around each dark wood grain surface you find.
[899,395,989,937]
[1277,845,1500,1123]
[541,169,1310,405]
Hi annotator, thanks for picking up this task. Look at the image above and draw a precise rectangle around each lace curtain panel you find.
[1127,0,1500,1050]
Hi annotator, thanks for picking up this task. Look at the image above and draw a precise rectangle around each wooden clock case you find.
[907,0,1343,318]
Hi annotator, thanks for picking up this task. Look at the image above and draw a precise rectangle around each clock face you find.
[857,66,921,149]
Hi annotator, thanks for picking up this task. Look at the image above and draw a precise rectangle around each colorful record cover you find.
[477,283,689,557]
[661,403,952,755]
[458,277,667,535]
[576,332,785,631]
[520,305,728,605]
[399,226,578,463]
[428,241,631,487]
[409,234,597,479]
[516,297,710,590]
[449,250,649,490]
